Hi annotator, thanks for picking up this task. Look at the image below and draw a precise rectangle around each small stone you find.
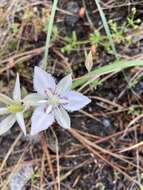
[65,2,80,28]
[10,165,34,190]
[102,118,111,128]
[135,81,143,95]
[0,0,9,7]
[21,134,40,144]
[101,118,115,135]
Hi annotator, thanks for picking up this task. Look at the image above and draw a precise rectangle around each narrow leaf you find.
[72,60,143,89]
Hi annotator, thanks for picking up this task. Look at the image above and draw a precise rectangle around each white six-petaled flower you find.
[31,67,91,135]
[0,74,26,135]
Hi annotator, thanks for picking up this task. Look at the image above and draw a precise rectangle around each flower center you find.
[7,102,23,113]
[48,95,60,106]
[42,89,69,110]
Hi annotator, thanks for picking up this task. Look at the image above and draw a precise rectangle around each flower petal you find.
[23,93,45,107]
[13,73,21,101]
[31,106,54,135]
[0,93,13,105]
[0,114,16,135]
[63,91,91,111]
[0,108,9,115]
[16,112,26,135]
[54,107,71,129]
[45,105,53,114]
[34,66,56,96]
[56,74,72,95]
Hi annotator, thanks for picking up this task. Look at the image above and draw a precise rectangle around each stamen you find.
[44,88,53,98]
[59,98,69,104]
[7,102,23,113]
[45,105,53,114]
[48,95,60,105]
[38,100,48,104]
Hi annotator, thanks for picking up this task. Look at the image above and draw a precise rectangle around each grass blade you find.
[42,0,58,70]
[72,60,143,89]
[94,0,118,59]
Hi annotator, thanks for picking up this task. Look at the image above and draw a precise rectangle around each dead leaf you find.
[85,50,93,72]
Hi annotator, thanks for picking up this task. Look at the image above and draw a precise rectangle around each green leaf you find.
[72,60,143,89]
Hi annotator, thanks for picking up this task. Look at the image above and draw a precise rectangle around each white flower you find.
[31,66,91,135]
[0,74,26,135]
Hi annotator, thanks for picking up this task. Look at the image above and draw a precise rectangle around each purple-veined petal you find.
[0,108,9,115]
[0,93,13,105]
[56,74,72,95]
[54,107,71,129]
[63,91,91,111]
[13,73,21,101]
[31,106,54,135]
[34,67,56,96]
[23,93,45,107]
[16,112,26,135]
[0,114,16,135]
